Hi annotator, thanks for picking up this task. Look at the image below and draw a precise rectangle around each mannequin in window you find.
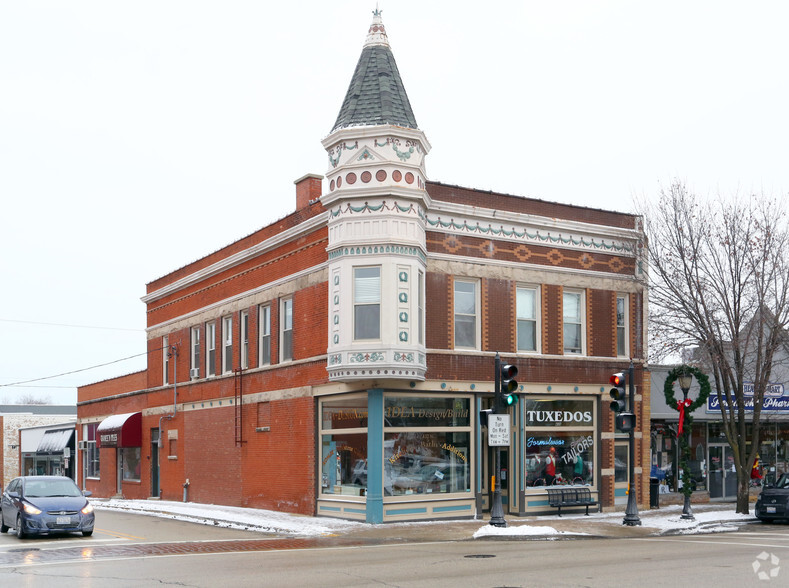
[545,446,557,485]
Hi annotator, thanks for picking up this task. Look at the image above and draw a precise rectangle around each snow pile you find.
[473,524,589,538]
[94,498,366,537]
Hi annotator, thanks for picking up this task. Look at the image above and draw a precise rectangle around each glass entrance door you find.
[709,444,737,500]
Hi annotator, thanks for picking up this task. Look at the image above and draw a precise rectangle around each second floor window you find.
[259,305,271,366]
[454,279,478,349]
[281,298,293,362]
[206,321,216,376]
[616,295,628,357]
[517,286,538,352]
[190,327,201,378]
[354,266,381,340]
[563,290,584,355]
[163,335,169,385]
[240,310,249,369]
[222,316,233,373]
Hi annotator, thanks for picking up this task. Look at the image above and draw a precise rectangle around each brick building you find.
[77,11,649,523]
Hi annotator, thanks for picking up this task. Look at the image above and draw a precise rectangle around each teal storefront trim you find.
[385,506,429,516]
[433,504,473,513]
[614,488,628,498]
[366,388,384,524]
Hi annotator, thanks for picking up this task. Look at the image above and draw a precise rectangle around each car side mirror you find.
[82,490,92,497]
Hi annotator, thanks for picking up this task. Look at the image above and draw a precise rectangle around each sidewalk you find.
[92,496,758,542]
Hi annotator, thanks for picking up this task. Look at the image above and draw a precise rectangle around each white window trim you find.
[616,294,629,358]
[516,284,541,354]
[280,297,293,363]
[259,304,271,366]
[222,315,233,374]
[562,289,586,356]
[453,278,480,350]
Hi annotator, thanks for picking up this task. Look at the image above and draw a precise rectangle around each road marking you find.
[637,537,789,550]
[95,528,146,540]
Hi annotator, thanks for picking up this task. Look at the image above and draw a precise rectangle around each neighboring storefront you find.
[19,423,77,480]
[651,366,789,500]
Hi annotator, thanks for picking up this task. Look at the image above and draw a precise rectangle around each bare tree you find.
[14,393,52,405]
[640,181,789,513]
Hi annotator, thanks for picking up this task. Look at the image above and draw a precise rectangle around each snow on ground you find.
[94,498,367,537]
[93,499,757,539]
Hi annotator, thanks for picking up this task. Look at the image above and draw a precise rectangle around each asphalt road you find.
[0,510,787,587]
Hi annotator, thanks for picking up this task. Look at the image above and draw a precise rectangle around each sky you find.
[1,1,788,404]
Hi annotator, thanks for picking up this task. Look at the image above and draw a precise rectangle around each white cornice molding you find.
[427,200,640,254]
[321,124,432,154]
[142,213,329,304]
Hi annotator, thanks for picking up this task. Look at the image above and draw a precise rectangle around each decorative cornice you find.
[425,215,635,255]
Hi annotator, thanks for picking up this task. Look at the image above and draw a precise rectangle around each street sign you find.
[488,414,510,447]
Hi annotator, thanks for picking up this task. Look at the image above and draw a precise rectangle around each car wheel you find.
[82,530,93,537]
[758,517,773,524]
[0,514,8,534]
[16,515,27,539]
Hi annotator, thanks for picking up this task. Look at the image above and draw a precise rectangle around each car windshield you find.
[775,474,789,489]
[24,479,83,498]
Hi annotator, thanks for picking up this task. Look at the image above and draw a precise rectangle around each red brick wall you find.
[542,285,562,355]
[79,372,147,404]
[241,395,316,514]
[588,289,615,357]
[483,278,513,353]
[426,272,450,350]
[426,181,637,230]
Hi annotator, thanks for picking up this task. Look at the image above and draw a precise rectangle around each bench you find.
[546,487,599,516]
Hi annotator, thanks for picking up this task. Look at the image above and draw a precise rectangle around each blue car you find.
[1,476,95,539]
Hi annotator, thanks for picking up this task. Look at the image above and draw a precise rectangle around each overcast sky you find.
[2,1,788,404]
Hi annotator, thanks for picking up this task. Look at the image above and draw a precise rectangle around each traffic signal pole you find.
[489,353,507,527]
[622,363,641,526]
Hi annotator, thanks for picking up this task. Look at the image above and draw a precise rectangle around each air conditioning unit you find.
[189,368,200,379]
[78,440,88,450]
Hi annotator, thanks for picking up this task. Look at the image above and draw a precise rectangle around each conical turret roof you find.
[330,10,418,133]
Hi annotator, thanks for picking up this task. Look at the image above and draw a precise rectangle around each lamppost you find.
[677,370,695,520]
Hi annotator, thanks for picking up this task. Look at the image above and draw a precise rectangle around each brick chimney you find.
[294,173,323,209]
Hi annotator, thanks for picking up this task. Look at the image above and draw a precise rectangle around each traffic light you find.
[609,372,627,413]
[616,413,636,432]
[609,371,635,432]
[501,364,519,407]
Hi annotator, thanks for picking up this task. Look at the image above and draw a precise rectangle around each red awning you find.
[96,412,142,448]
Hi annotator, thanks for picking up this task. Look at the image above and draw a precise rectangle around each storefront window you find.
[384,396,470,427]
[121,447,141,481]
[523,397,595,488]
[320,396,368,497]
[321,433,368,496]
[384,396,471,497]
[384,431,470,496]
